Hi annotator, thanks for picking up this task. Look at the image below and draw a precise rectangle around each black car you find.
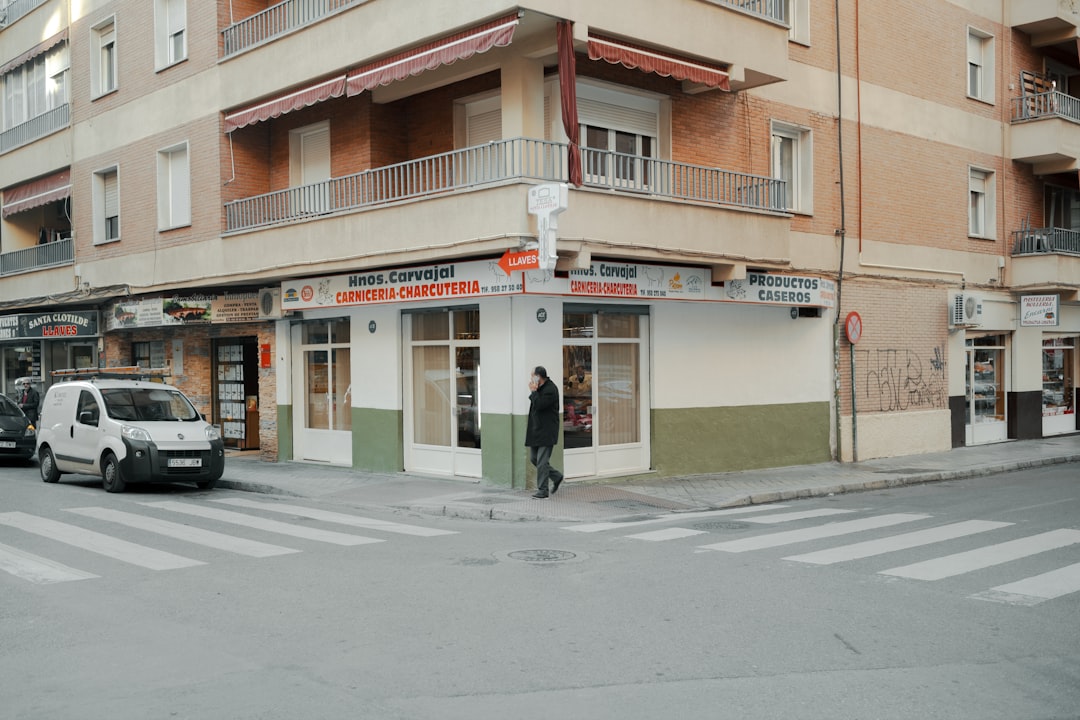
[0,393,36,462]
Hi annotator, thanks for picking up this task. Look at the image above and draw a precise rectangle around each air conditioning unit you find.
[949,292,983,328]
[257,288,284,320]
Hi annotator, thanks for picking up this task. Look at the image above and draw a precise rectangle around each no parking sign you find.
[845,311,862,344]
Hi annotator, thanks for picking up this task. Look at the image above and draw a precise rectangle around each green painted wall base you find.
[276,404,292,461]
[651,403,831,475]
[352,407,404,472]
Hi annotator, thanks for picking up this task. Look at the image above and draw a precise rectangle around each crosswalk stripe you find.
[743,508,855,524]
[972,562,1080,606]
[210,498,457,537]
[784,520,1013,565]
[699,513,930,553]
[65,507,300,558]
[564,505,792,533]
[0,541,98,584]
[626,527,708,542]
[880,529,1080,581]
[0,512,203,570]
[142,501,384,546]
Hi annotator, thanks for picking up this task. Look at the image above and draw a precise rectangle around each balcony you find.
[0,0,48,28]
[0,236,72,276]
[222,0,363,57]
[1010,227,1080,294]
[0,104,69,155]
[225,138,786,233]
[713,0,786,24]
[1011,0,1080,46]
[1010,90,1080,174]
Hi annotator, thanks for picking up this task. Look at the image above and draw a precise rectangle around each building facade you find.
[0,0,1076,488]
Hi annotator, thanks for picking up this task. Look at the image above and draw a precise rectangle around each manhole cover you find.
[694,521,751,531]
[507,549,577,563]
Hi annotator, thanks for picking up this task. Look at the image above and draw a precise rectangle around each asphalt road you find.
[1,461,1077,719]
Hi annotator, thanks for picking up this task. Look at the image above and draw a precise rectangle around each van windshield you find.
[101,388,200,422]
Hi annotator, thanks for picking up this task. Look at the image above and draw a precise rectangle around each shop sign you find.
[525,261,708,300]
[1020,294,1059,327]
[719,273,836,308]
[0,311,99,339]
[105,292,260,330]
[281,259,523,310]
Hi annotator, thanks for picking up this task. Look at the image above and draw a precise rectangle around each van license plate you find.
[168,458,202,468]
[0,441,15,448]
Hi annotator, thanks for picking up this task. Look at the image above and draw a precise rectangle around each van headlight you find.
[121,425,152,442]
[205,425,221,441]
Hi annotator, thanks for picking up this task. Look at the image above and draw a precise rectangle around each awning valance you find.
[2,169,71,218]
[224,75,346,133]
[345,13,519,96]
[587,33,730,92]
[0,29,68,77]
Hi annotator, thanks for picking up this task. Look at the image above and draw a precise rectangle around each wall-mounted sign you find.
[1020,294,1059,327]
[105,292,260,330]
[0,311,99,340]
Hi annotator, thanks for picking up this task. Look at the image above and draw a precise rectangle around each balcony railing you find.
[222,0,362,56]
[715,0,788,24]
[0,104,70,154]
[0,237,73,276]
[1012,227,1080,256]
[1011,90,1080,123]
[0,0,48,28]
[224,138,787,233]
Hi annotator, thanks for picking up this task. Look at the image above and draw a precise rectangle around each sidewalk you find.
[216,434,1080,523]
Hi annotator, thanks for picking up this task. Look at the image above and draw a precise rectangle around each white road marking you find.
[626,527,708,542]
[699,514,931,553]
[784,520,1013,565]
[65,507,299,557]
[880,529,1080,581]
[972,562,1080,606]
[211,498,457,536]
[743,508,855,524]
[0,512,203,570]
[142,501,384,546]
[564,506,791,533]
[0,542,98,584]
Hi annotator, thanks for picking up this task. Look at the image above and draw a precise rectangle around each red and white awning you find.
[2,169,71,218]
[0,29,67,77]
[346,13,518,96]
[224,75,346,133]
[587,33,730,91]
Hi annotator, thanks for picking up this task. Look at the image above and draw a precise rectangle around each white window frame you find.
[157,142,191,230]
[154,0,187,70]
[91,17,118,98]
[787,0,810,46]
[968,166,995,239]
[966,27,994,104]
[771,121,813,214]
[93,166,120,245]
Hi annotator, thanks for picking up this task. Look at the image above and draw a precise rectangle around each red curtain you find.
[557,21,582,188]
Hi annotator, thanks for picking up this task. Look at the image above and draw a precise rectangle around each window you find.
[92,18,118,97]
[289,121,331,212]
[771,121,813,213]
[157,143,190,229]
[787,0,810,45]
[966,28,994,103]
[155,0,187,69]
[93,167,120,244]
[577,81,661,189]
[1,44,68,131]
[969,167,995,238]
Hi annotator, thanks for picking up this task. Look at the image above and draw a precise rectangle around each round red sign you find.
[845,311,862,344]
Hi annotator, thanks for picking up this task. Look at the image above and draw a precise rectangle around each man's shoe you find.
[551,476,563,494]
[532,491,549,498]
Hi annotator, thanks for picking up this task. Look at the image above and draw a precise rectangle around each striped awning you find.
[2,169,71,218]
[0,29,68,77]
[224,75,346,133]
[587,33,730,91]
[346,13,519,96]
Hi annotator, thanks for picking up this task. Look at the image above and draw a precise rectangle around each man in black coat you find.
[16,378,39,424]
[526,365,564,499]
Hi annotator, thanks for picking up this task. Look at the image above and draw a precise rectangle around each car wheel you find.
[102,453,127,493]
[39,447,60,483]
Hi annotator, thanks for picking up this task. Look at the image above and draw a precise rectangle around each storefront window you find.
[1042,338,1074,417]
[409,309,479,449]
[302,318,351,431]
[966,336,1005,425]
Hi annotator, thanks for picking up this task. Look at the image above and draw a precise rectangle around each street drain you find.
[694,521,751,531]
[507,549,577,563]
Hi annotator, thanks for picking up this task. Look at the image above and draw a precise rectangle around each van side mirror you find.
[78,410,98,427]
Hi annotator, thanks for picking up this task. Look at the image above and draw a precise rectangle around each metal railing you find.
[222,0,362,56]
[1011,90,1080,123]
[225,138,786,232]
[715,0,788,24]
[0,0,48,27]
[1011,227,1080,256]
[0,236,72,276]
[0,104,69,154]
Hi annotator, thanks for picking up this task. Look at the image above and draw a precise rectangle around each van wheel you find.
[102,453,127,493]
[39,447,60,483]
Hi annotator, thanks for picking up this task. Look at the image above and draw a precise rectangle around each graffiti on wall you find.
[860,346,946,412]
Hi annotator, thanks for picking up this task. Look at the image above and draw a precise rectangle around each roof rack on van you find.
[50,366,171,382]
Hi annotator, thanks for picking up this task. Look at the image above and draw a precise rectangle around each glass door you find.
[965,336,1007,445]
[1042,337,1075,436]
[292,318,351,464]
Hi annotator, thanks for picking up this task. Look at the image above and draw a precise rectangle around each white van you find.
[36,377,225,492]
